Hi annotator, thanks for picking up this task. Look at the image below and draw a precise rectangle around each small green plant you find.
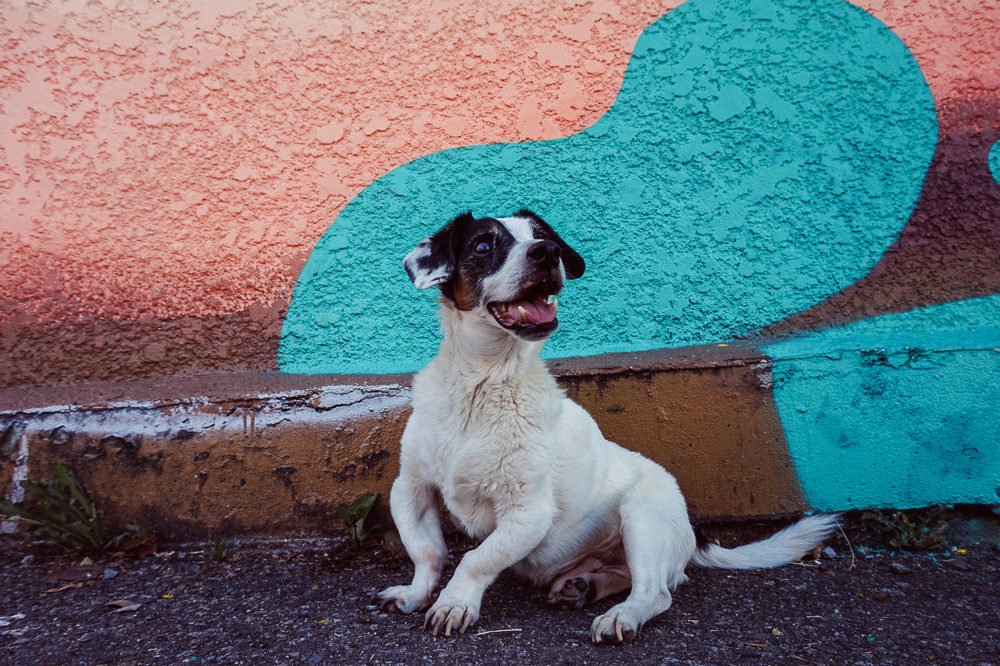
[860,506,949,551]
[0,464,152,555]
[204,536,230,562]
[336,492,378,546]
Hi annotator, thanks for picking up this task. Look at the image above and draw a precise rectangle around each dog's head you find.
[403,210,585,341]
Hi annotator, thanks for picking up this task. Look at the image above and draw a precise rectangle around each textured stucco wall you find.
[281,0,938,373]
[0,0,672,388]
[277,0,999,511]
[2,0,999,521]
[2,0,998,389]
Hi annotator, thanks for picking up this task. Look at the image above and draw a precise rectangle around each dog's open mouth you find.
[488,285,560,337]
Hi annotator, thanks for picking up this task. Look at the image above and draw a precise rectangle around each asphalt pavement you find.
[1,516,998,665]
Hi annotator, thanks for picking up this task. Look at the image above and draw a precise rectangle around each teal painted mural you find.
[276,0,1000,513]
[764,295,1000,510]
[279,0,937,374]
[990,139,1000,186]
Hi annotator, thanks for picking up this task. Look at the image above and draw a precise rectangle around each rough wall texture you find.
[0,0,671,388]
[2,0,999,525]
[281,0,938,373]
[4,0,998,388]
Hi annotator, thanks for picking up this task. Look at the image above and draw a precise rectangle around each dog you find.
[376,210,838,643]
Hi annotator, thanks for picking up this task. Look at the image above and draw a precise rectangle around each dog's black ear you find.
[515,209,586,279]
[403,212,473,289]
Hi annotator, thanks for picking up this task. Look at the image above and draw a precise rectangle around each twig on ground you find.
[473,628,523,637]
[839,525,857,570]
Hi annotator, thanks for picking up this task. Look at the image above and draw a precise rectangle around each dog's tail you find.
[691,514,840,569]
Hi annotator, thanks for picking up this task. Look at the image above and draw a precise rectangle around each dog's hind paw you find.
[548,576,594,609]
[423,599,479,637]
[591,608,640,645]
[375,585,431,614]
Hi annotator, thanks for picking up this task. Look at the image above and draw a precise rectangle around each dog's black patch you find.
[455,218,516,288]
[405,210,583,321]
[515,209,586,279]
[441,216,516,309]
[402,211,474,287]
[404,212,520,309]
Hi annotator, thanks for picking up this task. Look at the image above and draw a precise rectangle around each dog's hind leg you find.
[590,487,695,644]
[377,474,447,614]
[548,552,631,609]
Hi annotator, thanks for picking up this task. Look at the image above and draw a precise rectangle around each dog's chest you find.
[418,377,555,539]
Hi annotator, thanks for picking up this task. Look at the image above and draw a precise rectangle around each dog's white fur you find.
[379,213,837,643]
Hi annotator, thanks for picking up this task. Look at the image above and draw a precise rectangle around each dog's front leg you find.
[424,490,555,636]
[377,474,447,613]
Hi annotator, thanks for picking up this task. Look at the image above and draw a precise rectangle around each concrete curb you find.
[0,344,809,541]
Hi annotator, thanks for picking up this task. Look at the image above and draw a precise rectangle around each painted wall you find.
[1,0,671,387]
[277,0,1000,511]
[765,295,1000,510]
[2,0,999,515]
[3,0,998,388]
[282,0,939,373]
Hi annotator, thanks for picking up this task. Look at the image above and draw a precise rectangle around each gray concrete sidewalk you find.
[1,521,998,665]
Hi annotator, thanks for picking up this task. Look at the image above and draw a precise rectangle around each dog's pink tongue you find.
[511,298,556,324]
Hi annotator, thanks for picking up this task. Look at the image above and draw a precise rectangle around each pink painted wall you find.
[1,0,997,389]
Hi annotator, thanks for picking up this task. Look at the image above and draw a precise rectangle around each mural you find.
[765,295,1000,510]
[279,0,937,374]
[0,0,668,388]
[2,0,998,515]
[280,0,999,510]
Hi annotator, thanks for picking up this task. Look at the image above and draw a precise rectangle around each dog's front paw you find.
[423,598,479,637]
[376,585,432,614]
[591,607,640,644]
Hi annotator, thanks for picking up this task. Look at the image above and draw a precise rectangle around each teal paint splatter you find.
[989,139,1000,186]
[280,0,937,375]
[764,295,1000,510]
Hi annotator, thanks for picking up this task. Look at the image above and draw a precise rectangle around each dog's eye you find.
[474,240,491,255]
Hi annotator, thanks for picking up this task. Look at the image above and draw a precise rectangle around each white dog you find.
[376,210,837,643]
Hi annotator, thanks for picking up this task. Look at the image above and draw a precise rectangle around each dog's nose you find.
[527,240,561,269]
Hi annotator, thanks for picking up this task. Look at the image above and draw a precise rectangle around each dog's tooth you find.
[552,297,558,313]
[546,294,555,305]
[518,305,529,323]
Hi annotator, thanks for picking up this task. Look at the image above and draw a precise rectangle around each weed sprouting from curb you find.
[337,492,378,547]
[860,506,949,551]
[0,464,155,556]
[205,537,230,562]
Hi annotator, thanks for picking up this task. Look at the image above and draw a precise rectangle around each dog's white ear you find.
[403,239,452,289]
[403,212,470,289]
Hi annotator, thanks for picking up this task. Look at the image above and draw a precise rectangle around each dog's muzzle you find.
[487,276,562,340]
